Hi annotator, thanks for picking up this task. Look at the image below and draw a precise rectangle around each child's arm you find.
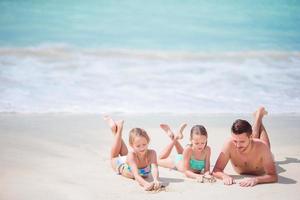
[149,150,161,189]
[182,148,203,180]
[127,153,154,190]
[149,150,159,182]
[204,146,211,173]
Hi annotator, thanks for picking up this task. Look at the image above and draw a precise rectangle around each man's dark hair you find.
[231,119,252,136]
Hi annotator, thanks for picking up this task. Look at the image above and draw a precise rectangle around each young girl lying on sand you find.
[158,123,216,183]
[104,116,161,191]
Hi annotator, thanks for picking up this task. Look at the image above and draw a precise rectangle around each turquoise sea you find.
[0,0,300,113]
[1,0,300,51]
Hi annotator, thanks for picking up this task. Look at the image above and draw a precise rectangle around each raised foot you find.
[103,115,117,134]
[253,107,268,118]
[160,124,175,140]
[175,123,187,140]
[115,120,124,134]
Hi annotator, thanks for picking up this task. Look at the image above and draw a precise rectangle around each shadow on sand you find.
[276,157,300,184]
[227,157,300,184]
[146,175,184,187]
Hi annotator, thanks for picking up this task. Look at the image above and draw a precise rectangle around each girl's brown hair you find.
[231,119,252,136]
[190,125,208,146]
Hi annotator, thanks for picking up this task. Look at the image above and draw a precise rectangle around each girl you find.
[104,116,161,191]
[158,123,215,182]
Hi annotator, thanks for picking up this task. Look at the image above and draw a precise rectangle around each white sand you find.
[0,113,300,200]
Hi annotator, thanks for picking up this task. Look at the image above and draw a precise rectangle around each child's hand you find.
[202,172,216,183]
[143,182,154,191]
[152,180,161,190]
[196,175,204,183]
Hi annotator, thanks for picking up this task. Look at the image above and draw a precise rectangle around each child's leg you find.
[159,140,176,159]
[104,117,134,179]
[104,116,128,157]
[174,123,187,153]
[115,120,128,156]
[252,107,271,149]
[158,124,186,169]
[158,140,176,169]
[175,123,187,140]
[160,124,185,154]
[110,120,126,158]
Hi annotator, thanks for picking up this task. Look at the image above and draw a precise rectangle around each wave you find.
[1,45,300,114]
[1,45,300,62]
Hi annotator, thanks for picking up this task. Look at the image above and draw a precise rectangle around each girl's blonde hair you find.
[129,128,150,145]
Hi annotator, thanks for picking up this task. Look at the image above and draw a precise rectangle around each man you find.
[213,107,278,187]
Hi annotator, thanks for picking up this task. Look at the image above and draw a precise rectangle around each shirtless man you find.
[213,107,278,187]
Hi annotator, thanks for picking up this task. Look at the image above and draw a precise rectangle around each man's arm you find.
[256,147,278,184]
[239,145,277,187]
[212,141,234,185]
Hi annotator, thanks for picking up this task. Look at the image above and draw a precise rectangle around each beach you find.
[1,1,300,199]
[1,113,299,200]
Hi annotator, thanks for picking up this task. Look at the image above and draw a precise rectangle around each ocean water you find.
[0,0,300,113]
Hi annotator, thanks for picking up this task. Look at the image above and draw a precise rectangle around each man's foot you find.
[253,107,268,119]
[160,124,175,140]
[104,115,117,134]
[175,123,187,140]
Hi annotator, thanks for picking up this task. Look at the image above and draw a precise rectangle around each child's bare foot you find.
[116,120,124,134]
[104,115,117,134]
[175,123,187,140]
[160,124,175,140]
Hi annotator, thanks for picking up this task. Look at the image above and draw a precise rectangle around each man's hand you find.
[239,177,258,187]
[223,175,235,185]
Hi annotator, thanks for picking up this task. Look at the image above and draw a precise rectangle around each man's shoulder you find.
[224,138,235,149]
[218,138,234,155]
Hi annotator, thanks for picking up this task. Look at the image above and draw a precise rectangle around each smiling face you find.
[191,134,207,152]
[131,136,149,154]
[231,132,251,152]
